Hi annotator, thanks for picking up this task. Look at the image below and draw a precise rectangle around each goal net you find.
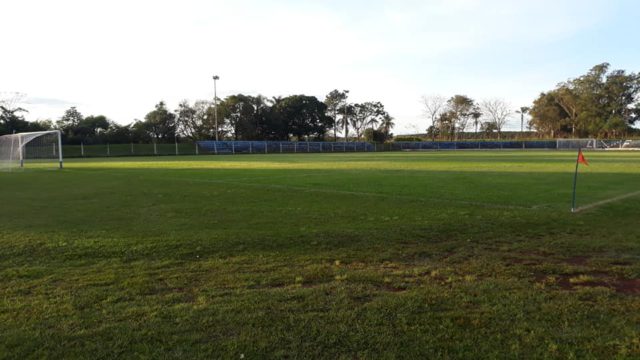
[619,140,640,150]
[557,138,640,150]
[0,131,63,170]
[556,139,597,150]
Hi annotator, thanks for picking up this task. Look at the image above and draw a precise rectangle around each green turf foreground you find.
[1,151,640,358]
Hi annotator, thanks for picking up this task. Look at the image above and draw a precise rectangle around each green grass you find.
[1,151,640,358]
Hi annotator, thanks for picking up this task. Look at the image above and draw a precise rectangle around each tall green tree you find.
[324,90,349,141]
[529,92,570,138]
[530,63,640,138]
[56,106,84,140]
[379,114,395,139]
[272,95,332,140]
[337,103,354,141]
[0,106,46,135]
[516,106,530,133]
[220,94,259,140]
[446,95,479,140]
[176,100,217,140]
[143,101,177,141]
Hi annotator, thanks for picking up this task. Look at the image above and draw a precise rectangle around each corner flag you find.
[577,149,589,166]
[571,148,589,212]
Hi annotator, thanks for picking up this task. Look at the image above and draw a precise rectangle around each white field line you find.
[165,176,542,211]
[574,190,640,213]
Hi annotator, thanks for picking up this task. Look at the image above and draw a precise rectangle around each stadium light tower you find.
[213,75,220,141]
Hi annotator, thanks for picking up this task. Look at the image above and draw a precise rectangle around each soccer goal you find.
[556,138,597,150]
[0,130,63,170]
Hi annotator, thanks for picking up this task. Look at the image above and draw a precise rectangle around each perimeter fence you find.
[60,139,638,158]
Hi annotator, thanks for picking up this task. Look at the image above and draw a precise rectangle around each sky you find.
[1,0,639,134]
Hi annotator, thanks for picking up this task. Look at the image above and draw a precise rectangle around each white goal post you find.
[556,138,640,150]
[0,130,63,170]
[556,138,597,150]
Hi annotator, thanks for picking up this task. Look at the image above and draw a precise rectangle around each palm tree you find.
[471,110,482,138]
[252,95,268,139]
[366,116,380,133]
[516,106,530,133]
[337,104,352,141]
[379,114,395,138]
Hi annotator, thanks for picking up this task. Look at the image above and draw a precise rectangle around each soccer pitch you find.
[1,151,640,358]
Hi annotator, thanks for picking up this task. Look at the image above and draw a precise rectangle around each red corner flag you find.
[572,148,589,212]
[577,149,589,166]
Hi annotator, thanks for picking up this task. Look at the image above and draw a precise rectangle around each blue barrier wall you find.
[197,141,375,154]
[390,141,558,151]
[196,140,560,155]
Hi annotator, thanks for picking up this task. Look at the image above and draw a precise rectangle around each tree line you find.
[529,63,639,138]
[423,95,507,140]
[3,63,638,142]
[422,63,639,140]
[0,91,395,144]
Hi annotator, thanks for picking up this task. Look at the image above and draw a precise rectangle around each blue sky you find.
[1,0,638,133]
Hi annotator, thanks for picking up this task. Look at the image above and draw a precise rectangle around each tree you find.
[363,102,387,132]
[426,125,440,141]
[337,103,354,141]
[554,85,579,136]
[350,104,367,140]
[324,90,349,141]
[471,110,482,137]
[481,121,498,137]
[77,115,110,143]
[481,99,511,139]
[220,95,252,140]
[176,100,217,140]
[350,102,387,139]
[530,63,640,138]
[363,128,387,142]
[251,95,270,140]
[378,114,395,139]
[143,101,176,141]
[0,106,32,135]
[55,107,114,144]
[516,106,530,133]
[56,107,84,139]
[436,110,457,140]
[529,92,569,138]
[104,122,133,144]
[272,95,332,140]
[422,95,446,132]
[446,95,479,140]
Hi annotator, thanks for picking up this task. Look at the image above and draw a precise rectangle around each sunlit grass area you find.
[1,151,640,358]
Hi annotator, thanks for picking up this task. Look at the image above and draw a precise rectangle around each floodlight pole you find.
[213,75,220,141]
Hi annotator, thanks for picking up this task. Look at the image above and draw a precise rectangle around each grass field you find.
[1,151,640,358]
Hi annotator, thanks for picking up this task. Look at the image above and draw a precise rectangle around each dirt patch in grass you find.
[562,256,590,266]
[381,284,408,293]
[535,272,640,295]
[613,279,640,294]
[610,260,633,266]
[505,253,595,267]
[505,257,541,266]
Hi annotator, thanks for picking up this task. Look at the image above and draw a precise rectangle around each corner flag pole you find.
[571,148,589,212]
[571,149,580,212]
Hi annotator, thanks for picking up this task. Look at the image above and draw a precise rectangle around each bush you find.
[393,136,424,142]
[364,128,389,143]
